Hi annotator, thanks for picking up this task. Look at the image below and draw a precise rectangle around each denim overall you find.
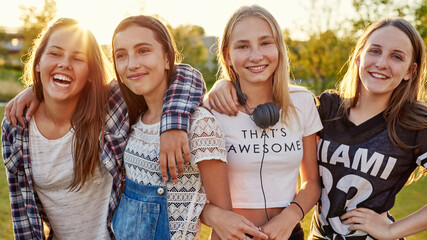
[112,178,171,240]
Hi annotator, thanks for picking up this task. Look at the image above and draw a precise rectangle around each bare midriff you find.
[233,207,285,226]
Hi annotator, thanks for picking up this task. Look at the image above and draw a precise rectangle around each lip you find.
[127,72,147,80]
[246,65,268,73]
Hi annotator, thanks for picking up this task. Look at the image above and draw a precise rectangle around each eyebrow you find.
[370,43,407,55]
[114,42,153,53]
[48,45,86,55]
[232,35,274,45]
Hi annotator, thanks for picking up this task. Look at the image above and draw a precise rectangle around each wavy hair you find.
[22,18,111,190]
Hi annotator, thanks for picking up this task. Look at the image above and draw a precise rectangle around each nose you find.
[249,47,263,62]
[375,55,388,69]
[57,58,71,70]
[128,55,140,71]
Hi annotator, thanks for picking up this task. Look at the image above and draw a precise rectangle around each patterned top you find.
[124,107,227,239]
[1,64,206,240]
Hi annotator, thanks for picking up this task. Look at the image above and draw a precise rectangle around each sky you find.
[0,0,354,44]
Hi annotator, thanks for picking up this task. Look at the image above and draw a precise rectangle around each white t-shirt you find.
[124,107,227,239]
[211,87,323,208]
[29,119,113,240]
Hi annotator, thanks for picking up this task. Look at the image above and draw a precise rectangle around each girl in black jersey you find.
[310,18,427,240]
[207,17,426,240]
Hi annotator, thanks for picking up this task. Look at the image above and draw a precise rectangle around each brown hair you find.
[338,18,427,148]
[111,15,177,125]
[22,18,111,190]
[337,18,427,184]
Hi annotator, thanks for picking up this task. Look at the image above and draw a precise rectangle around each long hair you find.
[218,5,297,125]
[338,18,427,148]
[111,15,177,126]
[338,18,427,184]
[21,18,111,190]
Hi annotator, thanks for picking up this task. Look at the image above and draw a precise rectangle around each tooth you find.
[54,74,71,82]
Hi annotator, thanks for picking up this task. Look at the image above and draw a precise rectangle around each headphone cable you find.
[260,131,270,222]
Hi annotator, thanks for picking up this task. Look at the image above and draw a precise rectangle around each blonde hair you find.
[22,18,112,190]
[218,5,298,125]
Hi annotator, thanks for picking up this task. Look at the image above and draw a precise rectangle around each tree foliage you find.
[19,0,57,54]
[286,30,353,94]
[169,24,218,86]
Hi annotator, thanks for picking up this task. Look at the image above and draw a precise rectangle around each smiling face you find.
[113,24,170,100]
[36,27,89,103]
[226,16,279,88]
[357,25,415,99]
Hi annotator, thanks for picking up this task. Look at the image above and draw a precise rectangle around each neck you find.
[240,80,275,107]
[349,91,390,125]
[142,91,165,125]
[34,97,78,139]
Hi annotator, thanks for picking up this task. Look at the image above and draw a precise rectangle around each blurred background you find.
[0,0,426,239]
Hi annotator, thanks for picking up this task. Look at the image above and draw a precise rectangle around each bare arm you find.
[198,160,268,240]
[258,133,321,240]
[342,205,427,240]
[206,79,239,116]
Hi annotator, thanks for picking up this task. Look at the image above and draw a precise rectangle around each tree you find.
[351,0,421,33]
[414,0,427,43]
[169,24,218,86]
[286,30,353,93]
[20,0,57,54]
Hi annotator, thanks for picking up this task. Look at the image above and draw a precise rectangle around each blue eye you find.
[392,54,403,61]
[369,49,380,54]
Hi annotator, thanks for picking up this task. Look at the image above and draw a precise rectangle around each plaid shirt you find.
[1,64,205,240]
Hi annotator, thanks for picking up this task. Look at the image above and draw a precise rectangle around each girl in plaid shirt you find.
[2,17,205,239]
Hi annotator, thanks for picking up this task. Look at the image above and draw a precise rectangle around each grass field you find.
[0,105,426,239]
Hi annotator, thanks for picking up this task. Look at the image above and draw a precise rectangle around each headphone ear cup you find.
[252,102,280,129]
[265,102,280,126]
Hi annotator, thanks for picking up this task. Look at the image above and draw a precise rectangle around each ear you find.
[225,52,232,66]
[35,63,40,72]
[355,56,360,67]
[164,54,170,70]
[403,62,417,81]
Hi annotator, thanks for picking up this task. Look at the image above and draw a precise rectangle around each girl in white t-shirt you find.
[206,5,322,240]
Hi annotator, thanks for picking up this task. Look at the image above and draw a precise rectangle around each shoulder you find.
[190,107,223,133]
[289,86,316,107]
[2,117,26,137]
[173,63,203,79]
[190,107,216,123]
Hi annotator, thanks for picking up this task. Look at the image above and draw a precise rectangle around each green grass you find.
[0,105,425,239]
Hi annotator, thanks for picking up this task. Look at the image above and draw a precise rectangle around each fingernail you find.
[26,116,31,120]
[163,177,168,181]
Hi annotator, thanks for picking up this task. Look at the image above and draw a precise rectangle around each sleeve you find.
[160,64,206,134]
[188,108,227,166]
[2,119,36,239]
[416,128,427,169]
[103,81,130,163]
[302,92,323,137]
[2,118,19,174]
